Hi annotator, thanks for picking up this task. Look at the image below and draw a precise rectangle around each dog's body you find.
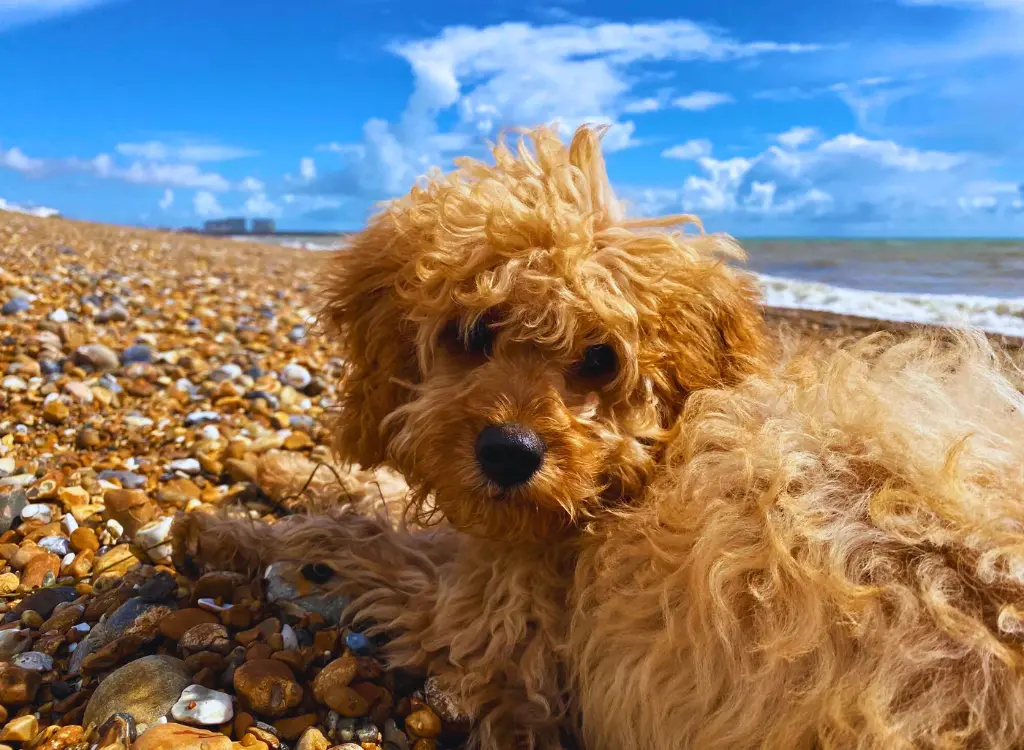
[176,126,1024,749]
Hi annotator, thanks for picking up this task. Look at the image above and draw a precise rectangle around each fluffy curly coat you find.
[174,125,1024,750]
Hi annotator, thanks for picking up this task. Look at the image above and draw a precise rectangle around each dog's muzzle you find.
[475,423,546,488]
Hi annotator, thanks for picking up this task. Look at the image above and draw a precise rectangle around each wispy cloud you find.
[0,0,120,32]
[115,141,259,163]
[672,91,735,111]
[662,139,713,160]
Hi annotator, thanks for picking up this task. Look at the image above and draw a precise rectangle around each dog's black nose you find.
[475,423,546,488]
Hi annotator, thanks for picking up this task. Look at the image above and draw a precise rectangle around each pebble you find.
[74,343,120,371]
[20,502,53,524]
[345,631,375,656]
[280,363,312,390]
[159,608,221,640]
[169,457,202,474]
[1,297,30,315]
[233,659,303,717]
[11,650,55,671]
[185,410,221,426]
[0,488,28,532]
[83,654,192,729]
[121,344,154,364]
[170,684,235,726]
[135,516,174,563]
[0,664,42,704]
[97,303,129,322]
[0,714,38,742]
[130,723,232,750]
[1,375,27,391]
[39,534,71,556]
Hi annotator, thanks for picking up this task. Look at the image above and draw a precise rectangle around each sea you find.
[244,235,1024,339]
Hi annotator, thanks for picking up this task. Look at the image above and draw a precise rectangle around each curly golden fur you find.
[175,125,1024,749]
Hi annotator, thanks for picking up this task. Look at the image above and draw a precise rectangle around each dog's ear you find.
[649,260,768,420]
[318,215,417,469]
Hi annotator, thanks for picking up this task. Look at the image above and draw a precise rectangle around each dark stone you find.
[97,470,146,489]
[120,345,153,364]
[13,586,78,618]
[244,390,279,409]
[2,297,30,315]
[344,631,375,657]
[39,359,63,376]
[50,680,76,700]
[137,572,177,603]
[0,488,28,533]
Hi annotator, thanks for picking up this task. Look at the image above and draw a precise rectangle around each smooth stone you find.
[21,503,53,524]
[121,344,153,364]
[83,655,192,729]
[1,375,27,391]
[38,535,71,556]
[168,458,202,475]
[0,664,42,705]
[1,298,30,315]
[97,469,147,490]
[159,608,221,640]
[170,684,234,726]
[279,363,311,390]
[0,489,27,533]
[13,586,78,618]
[138,571,178,602]
[135,517,174,564]
[96,304,129,323]
[130,723,232,750]
[74,344,120,372]
[184,411,220,427]
[233,659,303,717]
[11,651,54,672]
[344,631,375,657]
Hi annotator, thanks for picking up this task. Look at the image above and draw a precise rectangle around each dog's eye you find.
[576,344,617,380]
[463,318,493,356]
[301,563,334,584]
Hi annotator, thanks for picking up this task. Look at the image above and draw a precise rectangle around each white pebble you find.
[105,518,124,542]
[73,622,91,633]
[281,623,299,651]
[38,535,71,556]
[49,308,69,323]
[21,503,53,524]
[199,424,221,441]
[62,513,79,535]
[170,684,234,726]
[62,551,76,567]
[214,363,242,381]
[280,363,311,390]
[125,415,154,429]
[197,598,232,613]
[2,376,28,392]
[12,651,54,671]
[168,458,201,475]
[135,516,173,563]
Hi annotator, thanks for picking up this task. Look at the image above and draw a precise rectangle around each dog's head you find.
[319,125,767,542]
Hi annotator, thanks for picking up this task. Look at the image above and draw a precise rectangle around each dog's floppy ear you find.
[318,215,417,469]
[649,259,768,421]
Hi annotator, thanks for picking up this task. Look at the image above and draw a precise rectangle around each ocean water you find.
[249,234,1024,338]
[742,239,1024,338]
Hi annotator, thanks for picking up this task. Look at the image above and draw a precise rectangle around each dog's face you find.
[320,126,766,542]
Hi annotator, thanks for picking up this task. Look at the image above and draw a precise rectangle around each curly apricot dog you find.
[175,125,1024,749]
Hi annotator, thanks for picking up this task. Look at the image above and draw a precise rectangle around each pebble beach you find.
[1,212,1021,750]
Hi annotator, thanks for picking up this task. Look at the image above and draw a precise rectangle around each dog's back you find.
[571,330,1024,750]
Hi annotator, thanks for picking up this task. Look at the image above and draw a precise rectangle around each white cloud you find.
[623,97,662,114]
[637,131,999,225]
[777,127,821,149]
[304,19,821,202]
[0,196,59,217]
[193,191,224,218]
[243,192,280,218]
[0,146,45,175]
[662,139,713,160]
[299,157,316,181]
[0,0,116,32]
[238,176,264,193]
[672,91,735,111]
[1,142,233,191]
[158,189,174,210]
[116,141,258,163]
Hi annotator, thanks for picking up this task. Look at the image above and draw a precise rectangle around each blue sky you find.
[1,0,1023,236]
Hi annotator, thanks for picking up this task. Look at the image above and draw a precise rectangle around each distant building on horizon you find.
[251,218,276,234]
[203,217,247,235]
